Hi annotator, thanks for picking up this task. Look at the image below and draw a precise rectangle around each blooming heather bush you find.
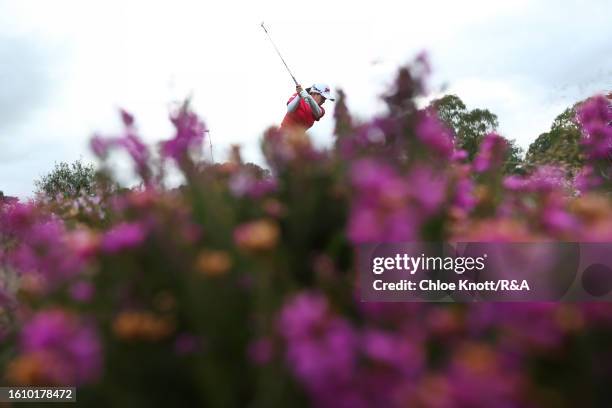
[1,57,612,407]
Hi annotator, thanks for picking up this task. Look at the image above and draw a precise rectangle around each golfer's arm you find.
[287,96,300,113]
[300,91,323,119]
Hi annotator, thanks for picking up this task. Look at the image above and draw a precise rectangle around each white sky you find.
[1,0,611,198]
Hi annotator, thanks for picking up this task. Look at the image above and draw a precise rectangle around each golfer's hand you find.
[296,85,303,94]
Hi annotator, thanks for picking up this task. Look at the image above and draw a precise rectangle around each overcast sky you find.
[1,0,610,198]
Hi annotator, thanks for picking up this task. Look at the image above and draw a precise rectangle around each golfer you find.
[281,83,335,131]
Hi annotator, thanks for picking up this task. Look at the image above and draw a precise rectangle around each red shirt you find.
[280,93,325,130]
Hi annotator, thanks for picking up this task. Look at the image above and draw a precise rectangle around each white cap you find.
[307,83,335,101]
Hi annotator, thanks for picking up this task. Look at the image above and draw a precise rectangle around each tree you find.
[430,94,523,173]
[431,95,499,160]
[504,139,526,175]
[525,105,584,173]
[34,159,98,199]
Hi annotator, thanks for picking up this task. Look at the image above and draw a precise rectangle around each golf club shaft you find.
[260,23,299,86]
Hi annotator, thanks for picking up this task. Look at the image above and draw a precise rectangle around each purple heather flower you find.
[577,96,612,160]
[415,112,454,158]
[356,118,401,145]
[161,107,206,162]
[574,165,602,193]
[337,118,399,159]
[278,292,329,340]
[278,293,358,390]
[406,166,447,215]
[2,202,37,234]
[120,108,135,127]
[348,160,446,243]
[504,166,570,193]
[350,159,402,198]
[348,205,419,243]
[473,133,508,173]
[453,170,476,211]
[286,318,356,391]
[20,309,102,385]
[90,134,110,158]
[503,175,526,191]
[229,171,255,197]
[452,149,468,161]
[279,293,432,407]
[542,208,576,232]
[527,166,570,192]
[100,222,146,253]
[229,171,277,199]
[117,134,150,179]
[6,216,87,286]
[540,199,578,234]
[361,330,423,376]
[89,112,151,181]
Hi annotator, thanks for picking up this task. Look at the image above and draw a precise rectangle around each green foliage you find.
[504,139,526,175]
[432,94,467,131]
[430,94,523,173]
[431,95,498,159]
[525,105,584,173]
[34,159,98,199]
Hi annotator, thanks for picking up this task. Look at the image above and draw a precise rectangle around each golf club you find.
[260,22,299,86]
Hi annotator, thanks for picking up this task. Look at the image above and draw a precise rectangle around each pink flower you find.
[347,160,447,243]
[452,149,469,161]
[347,159,417,243]
[415,112,454,158]
[100,222,146,253]
[574,165,602,193]
[278,292,357,396]
[161,107,206,162]
[120,108,135,127]
[278,292,329,339]
[117,134,151,180]
[6,214,88,286]
[406,166,447,215]
[504,166,570,193]
[576,95,612,160]
[361,330,423,376]
[541,204,578,234]
[229,171,277,198]
[90,134,110,158]
[473,133,508,173]
[20,309,102,385]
